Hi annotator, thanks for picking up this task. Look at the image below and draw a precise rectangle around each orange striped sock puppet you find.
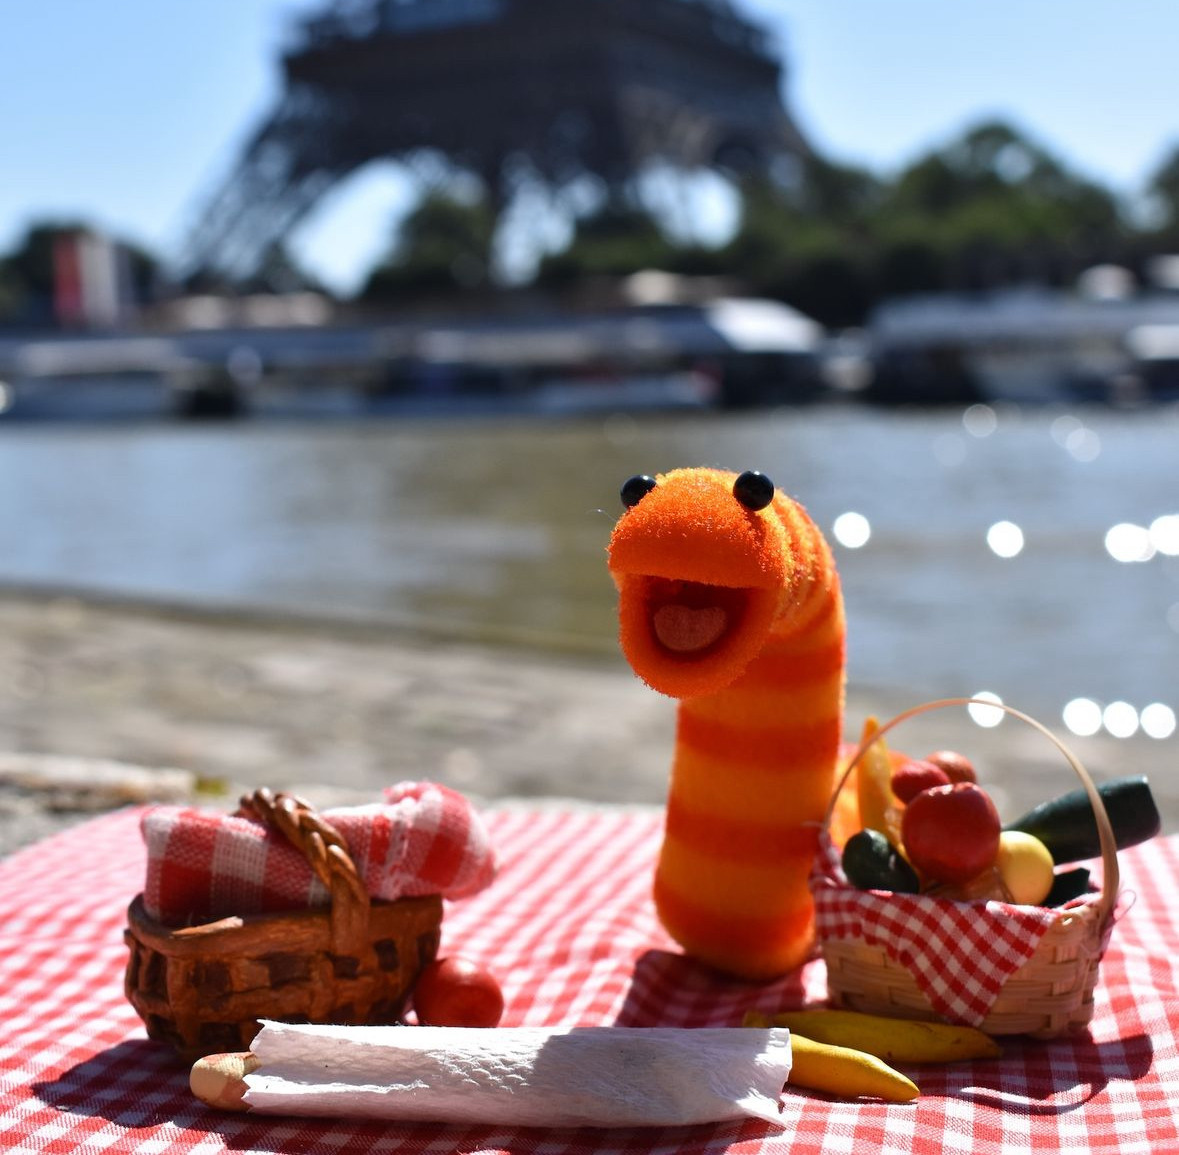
[608,467,846,980]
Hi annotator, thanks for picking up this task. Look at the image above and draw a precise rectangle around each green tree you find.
[535,199,679,287]
[880,120,1125,291]
[0,259,27,323]
[722,177,801,285]
[713,120,1135,323]
[722,166,880,327]
[1142,144,1179,243]
[361,190,497,301]
[788,154,884,225]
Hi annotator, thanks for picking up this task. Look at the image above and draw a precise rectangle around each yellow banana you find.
[744,1009,1000,1064]
[786,1033,919,1103]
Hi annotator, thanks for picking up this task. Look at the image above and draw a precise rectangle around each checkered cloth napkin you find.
[140,781,497,924]
[809,830,1108,1024]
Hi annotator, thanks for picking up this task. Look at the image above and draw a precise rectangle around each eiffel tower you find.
[179,0,810,283]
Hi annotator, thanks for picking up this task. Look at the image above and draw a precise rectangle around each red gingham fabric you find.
[141,781,497,924]
[809,831,1110,1025]
[3,804,1178,1154]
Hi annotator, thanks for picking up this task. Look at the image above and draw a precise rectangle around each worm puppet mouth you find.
[647,578,746,655]
[617,575,777,698]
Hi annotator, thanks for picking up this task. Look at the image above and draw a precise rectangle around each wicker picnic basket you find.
[124,788,443,1062]
[815,698,1120,1039]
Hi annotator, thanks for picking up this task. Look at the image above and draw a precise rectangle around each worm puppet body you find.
[608,468,846,979]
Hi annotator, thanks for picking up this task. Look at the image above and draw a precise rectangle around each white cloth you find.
[244,1021,792,1129]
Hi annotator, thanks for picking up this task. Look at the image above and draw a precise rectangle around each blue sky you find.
[3,1,1177,293]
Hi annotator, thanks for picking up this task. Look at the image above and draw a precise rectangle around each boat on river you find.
[864,285,1179,406]
[0,298,827,421]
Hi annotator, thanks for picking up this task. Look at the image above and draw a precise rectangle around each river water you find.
[0,401,1176,740]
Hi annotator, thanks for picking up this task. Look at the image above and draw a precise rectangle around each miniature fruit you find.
[841,829,919,893]
[1003,775,1161,864]
[890,759,951,804]
[900,782,1002,885]
[786,1034,919,1102]
[1043,866,1092,906]
[412,956,505,1028]
[828,751,863,848]
[924,750,977,784]
[855,717,901,840]
[190,1052,260,1112]
[995,830,1056,905]
[745,1009,1001,1064]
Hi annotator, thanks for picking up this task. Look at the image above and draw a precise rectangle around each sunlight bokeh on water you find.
[0,402,1174,740]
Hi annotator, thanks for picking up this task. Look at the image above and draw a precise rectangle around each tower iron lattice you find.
[179,0,810,283]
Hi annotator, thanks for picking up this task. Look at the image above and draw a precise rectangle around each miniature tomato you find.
[900,782,1001,885]
[890,759,951,804]
[412,956,505,1028]
[924,749,978,784]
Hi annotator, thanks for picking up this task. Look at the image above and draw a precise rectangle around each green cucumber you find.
[1003,775,1161,864]
[1043,866,1092,907]
[841,829,920,893]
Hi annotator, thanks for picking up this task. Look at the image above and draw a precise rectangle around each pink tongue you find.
[652,604,728,653]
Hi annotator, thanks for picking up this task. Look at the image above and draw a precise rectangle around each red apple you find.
[900,782,1001,885]
[412,956,505,1028]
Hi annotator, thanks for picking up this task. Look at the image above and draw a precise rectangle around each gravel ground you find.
[1,590,1173,858]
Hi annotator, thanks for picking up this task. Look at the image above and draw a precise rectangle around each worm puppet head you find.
[607,467,793,698]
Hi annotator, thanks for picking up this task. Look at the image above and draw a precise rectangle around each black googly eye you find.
[620,474,657,508]
[732,470,775,511]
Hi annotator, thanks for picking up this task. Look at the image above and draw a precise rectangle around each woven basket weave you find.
[124,788,443,1062]
[817,698,1120,1039]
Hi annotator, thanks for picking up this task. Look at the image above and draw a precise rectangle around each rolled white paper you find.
[244,1021,792,1129]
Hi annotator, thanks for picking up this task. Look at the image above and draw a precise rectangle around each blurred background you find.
[0,0,1176,848]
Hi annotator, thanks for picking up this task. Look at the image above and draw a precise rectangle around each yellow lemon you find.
[996,830,1055,905]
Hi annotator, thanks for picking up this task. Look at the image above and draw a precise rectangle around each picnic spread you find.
[2,465,1176,1151]
[2,802,1178,1153]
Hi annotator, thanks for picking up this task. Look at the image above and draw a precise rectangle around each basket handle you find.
[237,788,371,952]
[826,697,1120,920]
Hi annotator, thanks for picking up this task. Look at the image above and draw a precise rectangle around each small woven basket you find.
[124,788,443,1062]
[815,698,1120,1039]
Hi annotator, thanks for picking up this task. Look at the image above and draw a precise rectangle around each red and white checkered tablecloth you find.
[2,804,1177,1154]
